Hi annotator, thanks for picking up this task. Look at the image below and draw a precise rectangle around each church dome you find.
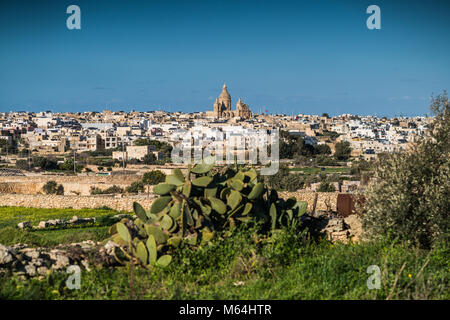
[219,84,231,101]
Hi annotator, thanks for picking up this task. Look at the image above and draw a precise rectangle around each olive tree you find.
[362,91,449,248]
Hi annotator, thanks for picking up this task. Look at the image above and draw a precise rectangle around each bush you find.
[362,92,449,248]
[334,141,352,160]
[90,185,124,195]
[42,181,64,195]
[32,157,58,170]
[317,181,336,192]
[264,166,304,191]
[15,160,29,171]
[142,170,166,186]
[316,155,339,166]
[126,181,145,194]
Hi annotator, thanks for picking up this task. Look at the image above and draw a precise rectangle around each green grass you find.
[0,206,121,228]
[0,228,448,300]
[0,206,127,247]
[289,167,351,174]
[0,226,110,247]
[0,207,448,300]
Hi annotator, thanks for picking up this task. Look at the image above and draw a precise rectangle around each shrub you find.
[90,185,124,195]
[42,181,64,195]
[264,166,304,191]
[126,181,145,194]
[15,160,29,171]
[316,155,339,166]
[362,92,449,248]
[317,181,336,192]
[142,170,166,186]
[334,141,352,160]
[32,157,58,170]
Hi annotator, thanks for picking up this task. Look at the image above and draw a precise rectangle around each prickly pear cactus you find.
[108,157,308,268]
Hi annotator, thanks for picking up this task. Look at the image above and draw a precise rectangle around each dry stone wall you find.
[0,191,339,213]
[0,194,154,212]
[0,175,142,196]
[279,191,338,212]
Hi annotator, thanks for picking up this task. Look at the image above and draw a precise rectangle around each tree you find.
[42,181,64,195]
[126,181,145,194]
[315,144,331,155]
[142,170,166,186]
[32,157,58,171]
[149,140,173,162]
[15,160,29,171]
[142,170,166,196]
[134,138,150,146]
[317,181,336,192]
[362,91,449,248]
[334,141,352,161]
[142,153,157,165]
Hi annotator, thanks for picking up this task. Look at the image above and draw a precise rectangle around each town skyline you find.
[0,81,444,118]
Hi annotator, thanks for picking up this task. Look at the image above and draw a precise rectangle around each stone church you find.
[208,84,251,119]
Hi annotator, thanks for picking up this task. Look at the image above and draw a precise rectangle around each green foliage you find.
[32,157,58,170]
[134,138,150,146]
[126,181,145,194]
[315,144,331,155]
[1,233,447,300]
[264,166,304,192]
[315,155,340,166]
[58,159,83,172]
[142,153,157,165]
[317,181,336,192]
[279,131,332,159]
[15,159,30,170]
[334,141,352,161]
[109,159,308,268]
[362,91,450,248]
[42,181,64,195]
[90,185,124,195]
[142,170,166,186]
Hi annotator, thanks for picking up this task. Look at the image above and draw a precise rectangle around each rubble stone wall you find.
[0,175,142,196]
[0,191,339,212]
[0,194,154,212]
[279,191,338,212]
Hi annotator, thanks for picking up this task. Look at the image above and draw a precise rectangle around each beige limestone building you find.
[206,84,251,120]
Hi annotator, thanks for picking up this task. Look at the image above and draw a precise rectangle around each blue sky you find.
[0,0,449,116]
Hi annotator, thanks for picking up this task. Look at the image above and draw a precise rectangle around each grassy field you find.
[0,206,123,246]
[0,206,448,300]
[0,206,120,228]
